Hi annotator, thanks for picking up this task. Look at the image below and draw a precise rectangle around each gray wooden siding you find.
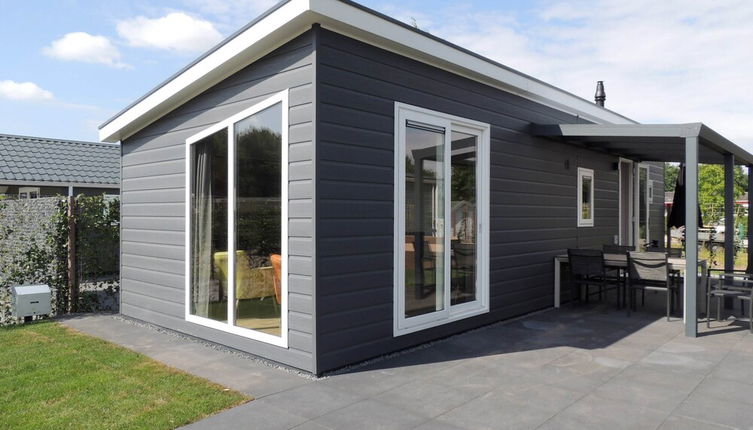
[120,32,316,372]
[314,29,638,373]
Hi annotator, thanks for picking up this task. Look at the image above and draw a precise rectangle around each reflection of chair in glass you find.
[451,243,475,303]
[212,251,276,308]
[270,254,282,304]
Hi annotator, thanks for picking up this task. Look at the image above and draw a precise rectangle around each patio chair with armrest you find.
[627,251,677,321]
[707,270,753,332]
[567,249,622,306]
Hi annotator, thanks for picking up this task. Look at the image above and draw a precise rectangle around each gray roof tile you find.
[0,134,119,185]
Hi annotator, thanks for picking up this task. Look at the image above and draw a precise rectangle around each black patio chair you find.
[707,270,753,333]
[567,249,621,306]
[627,251,678,321]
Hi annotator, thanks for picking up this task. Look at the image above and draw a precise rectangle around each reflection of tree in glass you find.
[452,162,475,203]
[236,127,282,263]
[236,128,281,197]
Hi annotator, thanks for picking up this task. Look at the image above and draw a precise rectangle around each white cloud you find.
[374,0,753,149]
[181,0,278,30]
[117,12,223,53]
[43,32,129,69]
[0,80,54,102]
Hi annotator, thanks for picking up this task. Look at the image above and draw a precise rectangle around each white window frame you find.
[19,186,40,199]
[184,89,289,348]
[393,102,490,336]
[577,167,595,227]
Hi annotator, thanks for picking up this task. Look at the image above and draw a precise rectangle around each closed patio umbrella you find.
[668,163,703,229]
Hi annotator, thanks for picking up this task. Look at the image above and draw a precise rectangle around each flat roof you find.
[99,0,635,142]
[532,123,753,165]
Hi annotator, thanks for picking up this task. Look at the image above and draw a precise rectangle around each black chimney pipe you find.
[595,81,606,106]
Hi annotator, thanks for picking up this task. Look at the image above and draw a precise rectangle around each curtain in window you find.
[192,142,213,317]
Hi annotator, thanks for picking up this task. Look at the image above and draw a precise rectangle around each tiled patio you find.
[62,300,753,430]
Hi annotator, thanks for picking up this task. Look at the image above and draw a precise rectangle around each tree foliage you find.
[665,162,748,225]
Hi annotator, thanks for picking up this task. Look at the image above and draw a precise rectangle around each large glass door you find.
[395,103,489,336]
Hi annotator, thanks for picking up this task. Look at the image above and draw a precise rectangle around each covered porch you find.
[534,122,753,337]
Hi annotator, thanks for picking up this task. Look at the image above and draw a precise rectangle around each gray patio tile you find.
[290,420,334,430]
[196,356,310,397]
[375,379,477,418]
[657,415,732,430]
[425,359,530,396]
[412,419,468,430]
[709,351,753,384]
[675,393,753,429]
[591,372,697,412]
[435,387,568,430]
[639,350,716,373]
[252,382,364,419]
[179,401,306,430]
[537,394,668,430]
[693,375,753,405]
[318,368,416,397]
[311,399,428,430]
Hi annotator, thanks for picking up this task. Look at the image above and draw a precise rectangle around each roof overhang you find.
[532,123,753,165]
[99,0,635,143]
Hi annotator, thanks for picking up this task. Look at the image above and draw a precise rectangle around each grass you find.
[0,321,250,430]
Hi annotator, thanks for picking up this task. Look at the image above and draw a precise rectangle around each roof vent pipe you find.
[594,81,606,106]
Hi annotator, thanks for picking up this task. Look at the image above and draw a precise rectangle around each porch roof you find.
[532,123,753,165]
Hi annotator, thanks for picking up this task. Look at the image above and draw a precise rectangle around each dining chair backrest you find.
[627,251,668,283]
[603,244,635,254]
[568,249,605,278]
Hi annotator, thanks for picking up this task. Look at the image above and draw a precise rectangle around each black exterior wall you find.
[313,27,663,374]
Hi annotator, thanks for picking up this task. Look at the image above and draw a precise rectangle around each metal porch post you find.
[724,154,735,274]
[685,137,699,337]
[748,164,753,274]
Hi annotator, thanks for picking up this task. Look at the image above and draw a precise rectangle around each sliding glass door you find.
[186,90,288,347]
[395,103,489,336]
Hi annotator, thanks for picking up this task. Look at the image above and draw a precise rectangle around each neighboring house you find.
[99,0,751,374]
[0,134,120,199]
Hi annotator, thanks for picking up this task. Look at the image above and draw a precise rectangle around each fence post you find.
[67,196,78,313]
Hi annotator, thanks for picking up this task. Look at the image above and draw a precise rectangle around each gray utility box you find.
[12,285,52,318]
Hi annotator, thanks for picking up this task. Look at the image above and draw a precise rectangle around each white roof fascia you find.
[101,0,636,143]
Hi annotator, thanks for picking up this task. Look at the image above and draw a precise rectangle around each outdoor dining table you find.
[553,253,708,317]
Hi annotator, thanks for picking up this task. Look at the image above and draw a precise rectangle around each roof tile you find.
[0,134,119,185]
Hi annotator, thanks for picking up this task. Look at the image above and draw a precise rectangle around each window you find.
[577,167,594,227]
[19,187,40,199]
[185,90,288,347]
[394,103,490,336]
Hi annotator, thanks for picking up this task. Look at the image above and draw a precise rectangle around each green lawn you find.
[0,321,250,430]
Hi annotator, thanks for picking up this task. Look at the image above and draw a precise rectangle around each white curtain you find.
[191,142,213,317]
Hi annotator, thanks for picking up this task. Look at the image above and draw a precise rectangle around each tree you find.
[664,163,679,192]
[666,163,748,225]
[697,164,747,225]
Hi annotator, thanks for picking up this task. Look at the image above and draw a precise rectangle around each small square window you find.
[577,167,594,227]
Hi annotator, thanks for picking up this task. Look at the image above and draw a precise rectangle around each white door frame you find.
[618,158,634,246]
[636,163,650,248]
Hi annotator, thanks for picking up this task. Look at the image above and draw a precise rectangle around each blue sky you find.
[1,0,751,148]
